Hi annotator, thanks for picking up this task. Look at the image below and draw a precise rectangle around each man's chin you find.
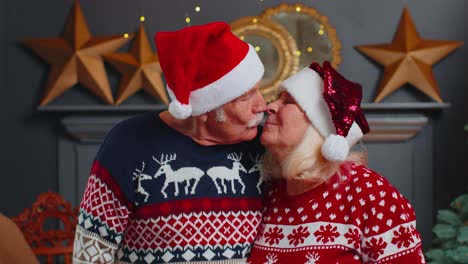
[244,127,258,140]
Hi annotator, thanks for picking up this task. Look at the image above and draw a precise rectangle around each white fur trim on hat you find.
[321,134,349,162]
[167,44,264,117]
[281,68,335,136]
[168,100,192,119]
[281,67,364,162]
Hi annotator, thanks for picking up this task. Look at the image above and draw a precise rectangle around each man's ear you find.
[195,113,209,123]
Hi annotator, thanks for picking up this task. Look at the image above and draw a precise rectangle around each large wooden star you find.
[23,0,131,106]
[104,24,168,105]
[355,8,462,102]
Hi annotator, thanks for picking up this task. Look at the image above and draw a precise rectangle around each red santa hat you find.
[281,61,370,162]
[155,22,264,119]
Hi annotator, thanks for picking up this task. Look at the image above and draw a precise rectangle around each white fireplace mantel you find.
[39,102,449,143]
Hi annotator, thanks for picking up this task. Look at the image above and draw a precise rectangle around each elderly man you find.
[73,22,267,264]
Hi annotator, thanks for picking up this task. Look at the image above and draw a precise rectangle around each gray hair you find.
[214,107,226,122]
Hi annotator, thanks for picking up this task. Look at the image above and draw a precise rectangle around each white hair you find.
[214,107,226,122]
[261,125,367,184]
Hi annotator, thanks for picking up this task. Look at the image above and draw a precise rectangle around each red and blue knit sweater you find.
[73,112,265,264]
[247,164,426,264]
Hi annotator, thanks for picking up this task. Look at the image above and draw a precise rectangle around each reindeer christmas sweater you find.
[73,112,265,264]
[247,164,426,264]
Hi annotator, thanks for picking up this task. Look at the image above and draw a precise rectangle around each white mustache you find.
[247,112,265,128]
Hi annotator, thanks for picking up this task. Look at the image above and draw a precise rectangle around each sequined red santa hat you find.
[155,22,264,119]
[281,61,370,162]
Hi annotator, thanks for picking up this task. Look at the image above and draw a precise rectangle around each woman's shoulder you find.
[343,163,416,219]
[339,163,412,206]
[344,163,391,189]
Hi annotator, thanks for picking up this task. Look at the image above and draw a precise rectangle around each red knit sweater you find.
[247,164,425,264]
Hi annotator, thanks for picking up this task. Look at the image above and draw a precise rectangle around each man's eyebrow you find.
[234,89,255,101]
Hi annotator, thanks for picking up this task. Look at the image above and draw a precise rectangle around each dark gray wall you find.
[2,0,60,216]
[0,0,3,118]
[430,0,468,211]
[1,0,467,246]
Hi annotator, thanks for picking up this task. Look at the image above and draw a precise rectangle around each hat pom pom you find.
[321,134,349,162]
[169,100,192,119]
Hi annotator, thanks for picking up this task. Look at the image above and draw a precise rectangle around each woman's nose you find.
[266,102,278,114]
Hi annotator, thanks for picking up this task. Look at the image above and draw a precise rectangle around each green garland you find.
[426,124,468,263]
[425,194,468,263]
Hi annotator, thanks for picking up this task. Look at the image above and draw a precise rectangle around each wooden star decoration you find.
[104,24,169,105]
[23,0,131,106]
[355,8,462,103]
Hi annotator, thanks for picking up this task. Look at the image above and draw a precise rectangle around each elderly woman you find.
[247,62,425,264]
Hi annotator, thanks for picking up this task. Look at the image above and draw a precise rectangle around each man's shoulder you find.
[95,111,166,158]
[104,111,164,141]
[113,111,161,131]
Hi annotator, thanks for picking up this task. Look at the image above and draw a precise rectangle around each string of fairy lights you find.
[185,4,202,26]
[122,15,146,39]
[121,1,327,59]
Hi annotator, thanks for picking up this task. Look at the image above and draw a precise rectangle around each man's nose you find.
[253,90,267,113]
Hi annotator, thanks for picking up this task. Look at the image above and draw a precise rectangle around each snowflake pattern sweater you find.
[73,112,265,264]
[246,164,425,264]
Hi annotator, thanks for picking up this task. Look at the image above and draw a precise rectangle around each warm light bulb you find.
[318,29,324,35]
[240,36,245,40]
[296,6,301,12]
[185,17,191,23]
[255,46,261,52]
[307,47,313,52]
[195,6,201,12]
[295,50,301,56]
[140,16,145,22]
[124,33,129,38]
[252,18,258,23]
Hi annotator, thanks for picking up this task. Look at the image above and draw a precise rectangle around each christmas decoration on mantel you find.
[23,0,131,106]
[355,8,462,103]
[104,22,169,105]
